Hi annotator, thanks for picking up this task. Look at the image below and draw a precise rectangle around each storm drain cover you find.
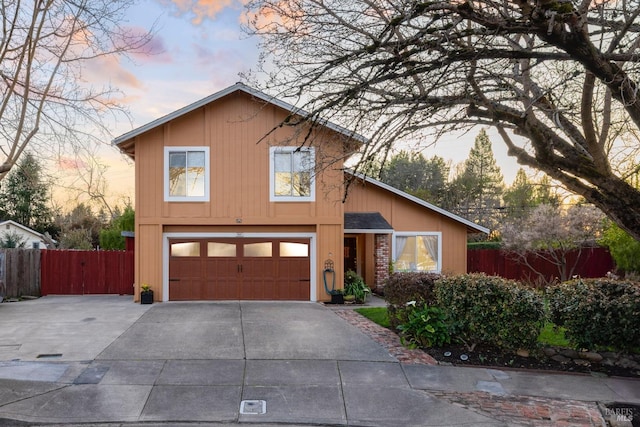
[240,400,266,415]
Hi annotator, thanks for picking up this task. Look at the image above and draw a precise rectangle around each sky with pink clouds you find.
[63,0,521,209]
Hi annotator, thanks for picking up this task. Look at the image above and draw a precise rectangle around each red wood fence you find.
[467,247,615,284]
[41,250,134,295]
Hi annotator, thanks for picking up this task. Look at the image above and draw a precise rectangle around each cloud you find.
[84,55,143,89]
[122,27,173,64]
[57,157,87,171]
[159,0,247,25]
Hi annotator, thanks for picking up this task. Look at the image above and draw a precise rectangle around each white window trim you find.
[164,146,210,202]
[269,146,316,202]
[392,231,442,273]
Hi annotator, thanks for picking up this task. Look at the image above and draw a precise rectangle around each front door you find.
[344,236,357,273]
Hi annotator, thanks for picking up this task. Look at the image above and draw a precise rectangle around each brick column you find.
[374,234,390,293]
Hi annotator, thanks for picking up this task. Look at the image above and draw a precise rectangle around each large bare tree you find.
[245,0,640,240]
[0,0,152,181]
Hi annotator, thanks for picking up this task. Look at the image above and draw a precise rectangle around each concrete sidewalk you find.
[0,296,638,426]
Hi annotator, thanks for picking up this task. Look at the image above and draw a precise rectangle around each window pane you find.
[186,151,206,197]
[171,242,200,257]
[244,242,272,257]
[294,151,313,172]
[274,152,291,172]
[275,172,292,196]
[396,236,417,271]
[207,242,236,257]
[293,171,311,196]
[188,151,205,167]
[417,235,438,271]
[280,242,309,257]
[169,152,186,168]
[168,152,186,196]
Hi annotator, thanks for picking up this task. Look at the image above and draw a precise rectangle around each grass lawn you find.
[355,306,571,348]
[354,307,391,328]
[537,322,570,347]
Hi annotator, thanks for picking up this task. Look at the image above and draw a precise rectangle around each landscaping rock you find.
[601,351,619,359]
[559,349,579,359]
[542,347,557,357]
[516,349,530,358]
[551,354,572,364]
[618,358,640,370]
[574,359,590,366]
[580,352,603,363]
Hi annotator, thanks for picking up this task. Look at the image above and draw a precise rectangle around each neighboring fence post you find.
[0,250,5,301]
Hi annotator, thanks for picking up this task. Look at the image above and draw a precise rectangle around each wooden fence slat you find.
[0,249,41,298]
[40,249,134,296]
[467,247,615,283]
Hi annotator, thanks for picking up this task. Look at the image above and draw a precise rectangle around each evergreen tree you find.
[379,151,450,206]
[450,129,504,229]
[0,153,54,234]
[503,168,535,218]
[533,175,561,206]
[99,206,135,250]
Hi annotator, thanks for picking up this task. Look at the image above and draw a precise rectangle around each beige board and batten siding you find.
[344,178,473,275]
[120,89,350,301]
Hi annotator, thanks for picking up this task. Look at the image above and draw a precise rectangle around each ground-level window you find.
[164,146,210,202]
[394,233,441,273]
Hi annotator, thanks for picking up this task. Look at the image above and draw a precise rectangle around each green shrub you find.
[344,270,371,303]
[546,278,640,351]
[384,272,441,329]
[398,303,450,348]
[434,274,545,351]
[599,222,640,273]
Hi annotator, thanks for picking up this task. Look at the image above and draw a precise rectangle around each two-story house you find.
[114,83,488,302]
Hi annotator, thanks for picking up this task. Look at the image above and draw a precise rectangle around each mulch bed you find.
[332,306,640,378]
[424,343,640,378]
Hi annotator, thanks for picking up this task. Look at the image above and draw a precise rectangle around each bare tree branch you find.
[0,0,153,181]
[245,0,640,240]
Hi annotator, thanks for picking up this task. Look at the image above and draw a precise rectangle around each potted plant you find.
[140,283,154,304]
[329,289,344,304]
[344,270,371,304]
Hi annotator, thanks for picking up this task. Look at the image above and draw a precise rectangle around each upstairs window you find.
[270,147,315,202]
[164,147,209,202]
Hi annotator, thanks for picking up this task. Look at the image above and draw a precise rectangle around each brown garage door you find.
[169,238,310,301]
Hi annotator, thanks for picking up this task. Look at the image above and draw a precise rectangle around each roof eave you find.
[344,229,394,234]
[346,170,490,235]
[112,82,368,149]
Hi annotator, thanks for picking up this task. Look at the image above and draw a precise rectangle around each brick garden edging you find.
[432,391,605,427]
[333,307,607,427]
[331,308,438,365]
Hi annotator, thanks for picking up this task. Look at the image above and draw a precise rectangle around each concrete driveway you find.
[0,296,637,426]
[0,296,496,426]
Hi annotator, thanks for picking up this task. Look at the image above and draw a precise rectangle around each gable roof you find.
[0,220,46,239]
[113,82,367,152]
[346,171,490,234]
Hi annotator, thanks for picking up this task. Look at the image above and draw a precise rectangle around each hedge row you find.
[435,274,544,351]
[547,278,640,351]
[385,273,640,353]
